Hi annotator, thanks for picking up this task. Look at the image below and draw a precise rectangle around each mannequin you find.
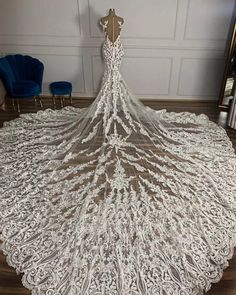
[100,9,124,43]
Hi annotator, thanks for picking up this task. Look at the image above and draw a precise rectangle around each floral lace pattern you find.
[0,34,236,295]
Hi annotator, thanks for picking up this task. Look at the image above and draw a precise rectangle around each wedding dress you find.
[0,29,236,295]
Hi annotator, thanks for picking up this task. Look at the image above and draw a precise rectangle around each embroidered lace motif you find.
[0,34,236,295]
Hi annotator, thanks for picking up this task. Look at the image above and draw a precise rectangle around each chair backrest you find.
[0,54,44,95]
[0,56,16,94]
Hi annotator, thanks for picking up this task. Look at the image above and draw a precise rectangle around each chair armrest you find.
[0,68,14,95]
[31,62,44,91]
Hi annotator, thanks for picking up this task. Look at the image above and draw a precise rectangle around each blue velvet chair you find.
[0,54,44,112]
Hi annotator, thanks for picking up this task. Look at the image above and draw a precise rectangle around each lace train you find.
[0,36,236,295]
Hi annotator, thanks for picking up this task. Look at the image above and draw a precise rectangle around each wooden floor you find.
[0,98,235,295]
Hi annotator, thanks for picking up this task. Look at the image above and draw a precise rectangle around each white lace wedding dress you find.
[0,31,236,295]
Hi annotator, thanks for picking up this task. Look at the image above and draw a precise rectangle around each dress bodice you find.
[103,35,124,71]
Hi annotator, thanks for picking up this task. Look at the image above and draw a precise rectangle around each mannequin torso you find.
[100,9,124,43]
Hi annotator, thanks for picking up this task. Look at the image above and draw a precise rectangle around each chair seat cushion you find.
[12,80,40,98]
[50,81,72,95]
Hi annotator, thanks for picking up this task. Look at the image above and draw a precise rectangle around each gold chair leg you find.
[12,98,16,111]
[69,94,73,105]
[34,96,37,110]
[52,95,56,108]
[16,99,21,113]
[38,96,43,109]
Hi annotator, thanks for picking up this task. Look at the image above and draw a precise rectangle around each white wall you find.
[0,0,235,101]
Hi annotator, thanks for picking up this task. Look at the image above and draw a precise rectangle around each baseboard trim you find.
[40,94,218,103]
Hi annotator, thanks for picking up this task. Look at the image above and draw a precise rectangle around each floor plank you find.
[0,98,235,295]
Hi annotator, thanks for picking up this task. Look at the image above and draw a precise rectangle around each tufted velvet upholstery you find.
[0,54,44,98]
